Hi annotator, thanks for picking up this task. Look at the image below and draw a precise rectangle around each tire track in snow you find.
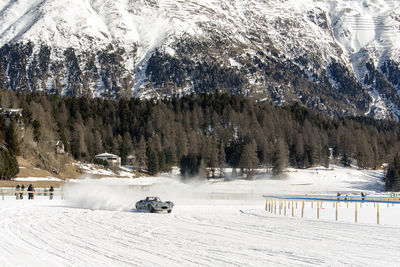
[0,200,400,266]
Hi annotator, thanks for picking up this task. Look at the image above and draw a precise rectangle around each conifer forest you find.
[1,90,400,189]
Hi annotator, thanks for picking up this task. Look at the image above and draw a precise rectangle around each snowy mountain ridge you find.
[1,0,400,118]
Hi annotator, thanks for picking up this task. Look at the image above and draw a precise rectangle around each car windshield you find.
[146,197,160,202]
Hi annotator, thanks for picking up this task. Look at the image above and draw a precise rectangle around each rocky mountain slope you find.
[1,0,400,118]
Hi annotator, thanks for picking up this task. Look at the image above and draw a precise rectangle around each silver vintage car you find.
[135,197,174,213]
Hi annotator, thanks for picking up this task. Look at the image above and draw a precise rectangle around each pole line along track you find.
[263,194,400,224]
[263,194,400,205]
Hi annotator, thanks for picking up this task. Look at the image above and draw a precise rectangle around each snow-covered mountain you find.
[1,0,400,118]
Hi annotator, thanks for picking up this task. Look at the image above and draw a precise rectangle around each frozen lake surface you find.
[1,165,399,266]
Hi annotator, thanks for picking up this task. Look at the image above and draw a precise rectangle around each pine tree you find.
[179,154,204,179]
[70,124,87,159]
[341,153,351,167]
[158,151,168,172]
[239,139,259,179]
[295,134,304,168]
[0,147,19,180]
[206,135,219,178]
[322,145,330,168]
[386,153,400,191]
[261,141,274,172]
[93,130,104,155]
[355,132,368,169]
[147,147,159,175]
[6,120,20,156]
[120,132,133,165]
[218,142,226,177]
[272,138,289,175]
[32,119,41,144]
[188,131,199,155]
[136,136,147,171]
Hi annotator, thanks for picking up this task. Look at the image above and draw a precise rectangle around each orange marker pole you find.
[355,202,358,223]
[335,202,338,221]
[377,203,380,225]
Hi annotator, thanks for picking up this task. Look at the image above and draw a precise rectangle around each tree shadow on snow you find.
[345,172,385,192]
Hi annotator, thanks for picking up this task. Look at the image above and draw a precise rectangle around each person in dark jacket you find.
[361,192,366,202]
[49,186,54,200]
[27,184,35,200]
[20,184,25,199]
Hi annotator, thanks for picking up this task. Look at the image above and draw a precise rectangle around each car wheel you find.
[167,209,172,213]
[149,205,154,213]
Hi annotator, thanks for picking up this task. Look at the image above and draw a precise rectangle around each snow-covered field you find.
[1,166,399,266]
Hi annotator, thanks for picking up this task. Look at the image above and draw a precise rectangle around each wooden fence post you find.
[268,199,271,212]
[301,200,304,218]
[335,202,338,221]
[270,199,272,213]
[355,202,358,223]
[317,201,320,219]
[377,203,380,225]
[269,199,274,213]
[270,199,273,213]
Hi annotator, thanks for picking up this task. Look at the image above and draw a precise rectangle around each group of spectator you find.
[15,184,25,199]
[336,192,367,201]
[15,184,54,200]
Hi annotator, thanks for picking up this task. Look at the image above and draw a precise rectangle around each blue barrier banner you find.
[263,195,400,204]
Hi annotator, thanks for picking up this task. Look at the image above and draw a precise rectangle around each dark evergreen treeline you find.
[0,115,20,179]
[1,90,400,180]
[386,153,400,192]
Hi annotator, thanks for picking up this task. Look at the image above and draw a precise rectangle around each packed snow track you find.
[0,198,399,266]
